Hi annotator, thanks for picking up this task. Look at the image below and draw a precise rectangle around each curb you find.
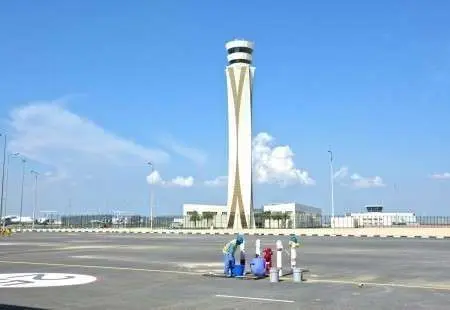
[12,229,450,239]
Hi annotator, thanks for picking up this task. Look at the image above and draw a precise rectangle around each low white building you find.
[263,203,322,229]
[182,204,227,228]
[331,205,418,228]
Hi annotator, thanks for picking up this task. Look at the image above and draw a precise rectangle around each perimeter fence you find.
[4,214,450,230]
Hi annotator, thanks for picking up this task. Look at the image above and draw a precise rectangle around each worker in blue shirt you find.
[222,234,244,276]
[250,255,266,277]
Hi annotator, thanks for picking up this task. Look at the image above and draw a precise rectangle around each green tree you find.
[253,212,264,228]
[271,212,283,228]
[202,212,216,228]
[189,211,201,228]
[282,212,290,228]
[263,211,272,228]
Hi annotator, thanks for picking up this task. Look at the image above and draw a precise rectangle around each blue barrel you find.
[231,264,245,276]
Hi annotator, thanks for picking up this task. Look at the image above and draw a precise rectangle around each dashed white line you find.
[215,294,294,303]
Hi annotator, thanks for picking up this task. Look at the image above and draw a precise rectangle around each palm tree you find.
[271,212,283,228]
[263,211,272,228]
[202,212,215,228]
[281,212,290,228]
[253,212,264,228]
[189,211,201,228]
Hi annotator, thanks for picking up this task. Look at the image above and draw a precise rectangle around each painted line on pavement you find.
[0,260,201,276]
[2,260,450,292]
[307,278,450,291]
[215,294,294,303]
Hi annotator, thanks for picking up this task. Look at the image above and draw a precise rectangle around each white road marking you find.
[62,245,163,250]
[0,242,55,247]
[61,245,117,250]
[0,260,201,276]
[179,262,223,268]
[0,273,96,288]
[308,278,450,291]
[215,294,294,303]
[70,255,104,259]
[1,259,449,292]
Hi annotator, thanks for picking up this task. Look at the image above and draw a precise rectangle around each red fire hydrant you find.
[262,247,273,275]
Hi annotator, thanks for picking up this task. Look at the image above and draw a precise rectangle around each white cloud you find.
[252,132,315,186]
[170,176,194,187]
[205,132,314,187]
[333,166,348,179]
[42,170,70,183]
[350,173,385,189]
[146,170,163,185]
[8,100,169,181]
[146,170,194,188]
[7,100,170,181]
[430,172,450,180]
[204,175,228,187]
[159,134,208,166]
[334,166,386,189]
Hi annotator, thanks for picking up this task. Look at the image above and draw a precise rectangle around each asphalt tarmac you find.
[0,233,449,309]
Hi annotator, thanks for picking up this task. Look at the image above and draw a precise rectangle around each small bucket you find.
[269,267,279,283]
[232,265,245,277]
[293,267,302,283]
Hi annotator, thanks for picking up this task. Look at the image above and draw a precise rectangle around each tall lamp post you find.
[2,152,20,229]
[18,158,26,227]
[0,133,7,226]
[328,148,335,225]
[147,162,154,231]
[30,170,39,230]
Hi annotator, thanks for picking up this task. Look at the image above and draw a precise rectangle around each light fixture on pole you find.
[2,152,20,229]
[30,170,39,230]
[328,148,335,223]
[0,133,7,226]
[147,161,154,231]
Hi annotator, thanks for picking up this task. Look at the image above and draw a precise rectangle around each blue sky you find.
[1,0,449,217]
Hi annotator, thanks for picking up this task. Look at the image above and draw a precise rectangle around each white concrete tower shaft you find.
[225,39,255,229]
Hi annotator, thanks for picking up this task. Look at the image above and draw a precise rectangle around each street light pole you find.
[19,158,26,227]
[147,162,154,231]
[328,149,335,223]
[30,170,39,230]
[2,152,20,229]
[0,133,7,226]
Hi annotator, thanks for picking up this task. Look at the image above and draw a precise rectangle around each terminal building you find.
[331,205,418,228]
[182,202,322,229]
[263,203,322,228]
[182,204,227,228]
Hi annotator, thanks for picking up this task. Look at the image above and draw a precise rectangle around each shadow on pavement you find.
[0,305,49,310]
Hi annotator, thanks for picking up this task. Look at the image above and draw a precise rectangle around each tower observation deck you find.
[225,39,254,66]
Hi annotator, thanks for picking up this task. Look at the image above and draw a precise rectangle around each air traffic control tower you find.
[225,39,255,229]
